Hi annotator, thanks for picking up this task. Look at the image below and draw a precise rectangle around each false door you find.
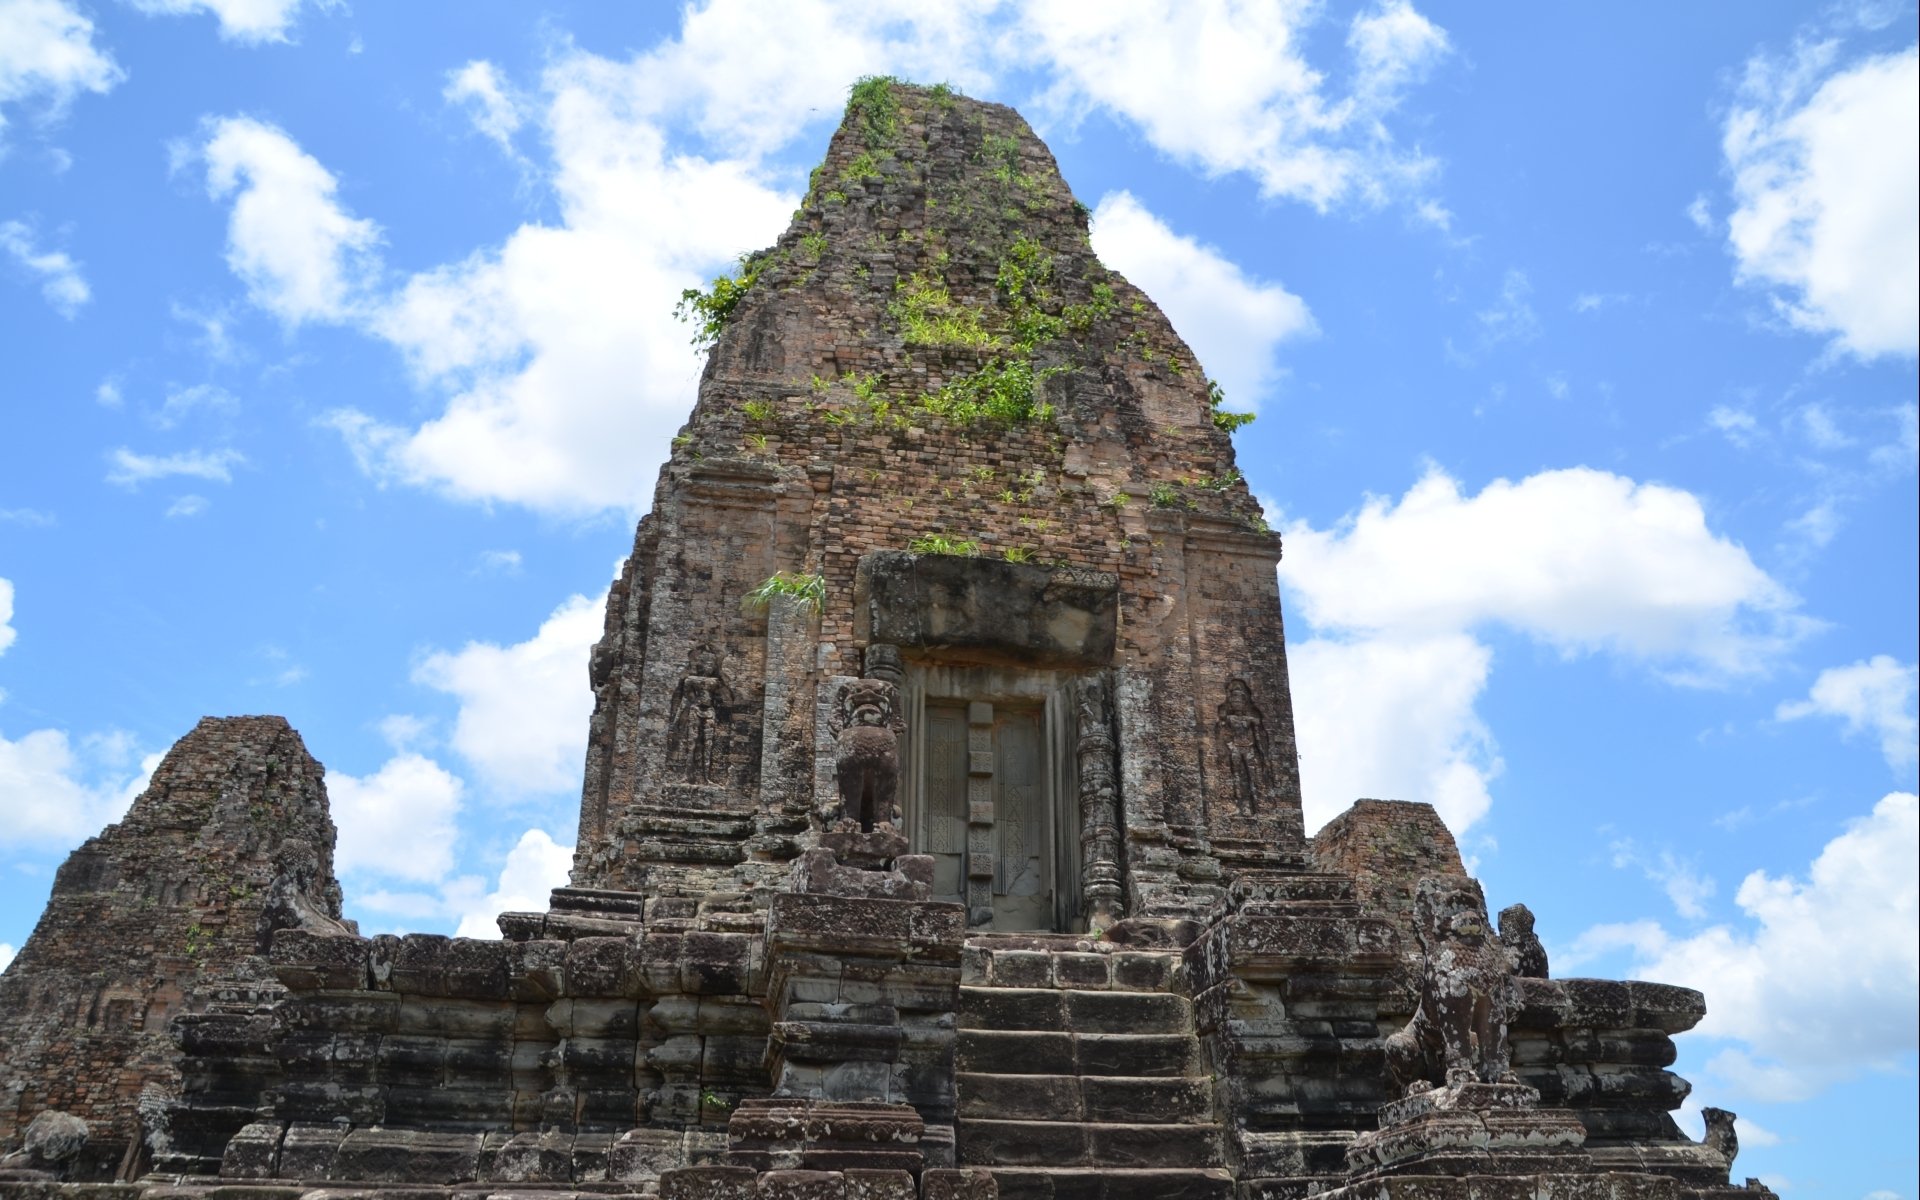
[919,700,1052,930]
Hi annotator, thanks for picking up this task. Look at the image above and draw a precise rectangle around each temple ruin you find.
[0,82,1769,1200]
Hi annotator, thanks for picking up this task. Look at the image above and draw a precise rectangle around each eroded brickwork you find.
[0,716,347,1174]
[572,84,1306,920]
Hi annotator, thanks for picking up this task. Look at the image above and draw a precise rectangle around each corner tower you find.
[565,81,1304,932]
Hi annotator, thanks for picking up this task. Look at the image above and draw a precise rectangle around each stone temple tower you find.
[4,82,1749,1200]
[562,79,1304,935]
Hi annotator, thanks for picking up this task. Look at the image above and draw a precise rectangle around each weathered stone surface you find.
[0,717,347,1176]
[2,80,1749,1200]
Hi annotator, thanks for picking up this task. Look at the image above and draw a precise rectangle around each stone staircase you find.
[954,937,1231,1200]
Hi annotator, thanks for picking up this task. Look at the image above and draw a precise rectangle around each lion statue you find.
[1384,876,1520,1094]
[832,676,904,831]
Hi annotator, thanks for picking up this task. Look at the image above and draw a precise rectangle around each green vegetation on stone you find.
[909,533,980,557]
[894,273,998,348]
[847,76,901,148]
[922,358,1063,426]
[742,571,826,615]
[675,252,768,348]
[1208,379,1255,433]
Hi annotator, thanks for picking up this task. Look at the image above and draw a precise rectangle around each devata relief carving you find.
[667,644,732,785]
[1217,676,1271,814]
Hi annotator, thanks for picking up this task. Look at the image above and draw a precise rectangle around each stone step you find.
[985,1167,1235,1200]
[956,1073,1214,1123]
[957,1120,1224,1168]
[955,1031,1200,1077]
[959,986,1192,1034]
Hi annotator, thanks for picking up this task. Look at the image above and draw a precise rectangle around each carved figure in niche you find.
[1216,676,1270,813]
[832,677,905,831]
[668,644,732,784]
[1498,902,1549,979]
[1384,876,1518,1094]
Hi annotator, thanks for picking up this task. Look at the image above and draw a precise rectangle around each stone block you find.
[1052,952,1111,989]
[759,1170,846,1200]
[610,1127,688,1181]
[270,931,369,991]
[990,951,1050,989]
[507,938,569,1001]
[275,1124,347,1179]
[442,937,511,998]
[568,936,641,997]
[660,1164,758,1200]
[920,1168,997,1200]
[217,1122,284,1179]
[842,1168,915,1200]
[329,1128,482,1184]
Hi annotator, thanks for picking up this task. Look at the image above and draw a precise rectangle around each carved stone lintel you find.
[1073,673,1124,929]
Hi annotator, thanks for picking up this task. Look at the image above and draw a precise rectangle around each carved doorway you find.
[901,666,1080,931]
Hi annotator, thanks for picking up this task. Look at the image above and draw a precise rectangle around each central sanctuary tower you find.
[560,79,1303,935]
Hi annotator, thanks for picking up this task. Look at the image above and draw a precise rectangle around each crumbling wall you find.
[0,716,347,1177]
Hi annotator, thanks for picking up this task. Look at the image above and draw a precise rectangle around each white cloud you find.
[1579,792,1918,1101]
[153,383,238,429]
[332,57,795,512]
[105,446,244,486]
[1709,404,1761,448]
[1686,192,1714,233]
[444,60,522,155]
[201,115,381,325]
[1023,0,1449,210]
[0,942,13,972]
[1279,465,1811,831]
[412,592,601,798]
[1475,268,1539,345]
[200,4,1449,515]
[0,576,13,655]
[474,548,522,575]
[1090,191,1315,413]
[1289,632,1498,833]
[0,727,156,846]
[453,828,574,938]
[1281,465,1811,680]
[328,752,464,882]
[129,0,309,44]
[164,493,209,518]
[1611,840,1718,919]
[1723,42,1918,358]
[1778,655,1919,771]
[0,0,122,135]
[0,219,88,315]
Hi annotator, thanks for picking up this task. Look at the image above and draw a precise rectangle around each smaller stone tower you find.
[0,716,348,1176]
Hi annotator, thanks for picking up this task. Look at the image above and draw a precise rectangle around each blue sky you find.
[1,1,1915,1191]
